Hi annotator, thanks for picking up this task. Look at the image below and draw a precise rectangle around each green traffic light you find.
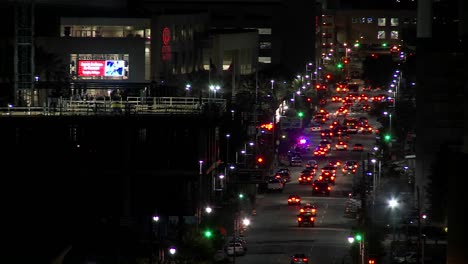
[337,63,343,69]
[204,229,213,238]
[298,112,304,118]
[382,43,388,47]
[384,134,391,141]
[355,234,362,241]
[239,193,244,199]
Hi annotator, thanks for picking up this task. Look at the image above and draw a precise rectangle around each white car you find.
[394,252,417,263]
[267,178,284,192]
[225,242,246,256]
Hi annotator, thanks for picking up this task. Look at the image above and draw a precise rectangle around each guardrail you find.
[0,97,226,116]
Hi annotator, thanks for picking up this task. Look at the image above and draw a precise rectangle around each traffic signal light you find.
[343,58,349,64]
[355,233,362,241]
[384,134,391,142]
[238,193,244,199]
[368,259,375,264]
[315,84,321,89]
[325,73,332,79]
[337,63,343,69]
[297,111,304,118]
[306,97,312,103]
[256,156,264,164]
[203,229,213,239]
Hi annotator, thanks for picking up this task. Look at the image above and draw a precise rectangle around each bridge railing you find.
[0,97,226,116]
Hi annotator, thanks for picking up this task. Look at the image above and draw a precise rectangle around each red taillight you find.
[315,187,318,190]
[310,217,314,221]
[303,258,309,262]
[312,209,316,213]
[319,176,323,180]
[297,199,300,201]
[328,187,331,190]
[300,209,304,213]
[288,199,292,202]
[297,218,302,222]
[331,176,335,180]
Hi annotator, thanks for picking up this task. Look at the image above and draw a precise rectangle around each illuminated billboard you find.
[78,60,126,77]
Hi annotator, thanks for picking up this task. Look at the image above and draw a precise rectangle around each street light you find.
[185,84,191,97]
[348,233,364,264]
[210,85,220,98]
[388,197,399,242]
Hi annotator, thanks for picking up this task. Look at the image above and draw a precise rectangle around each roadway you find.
[233,91,382,264]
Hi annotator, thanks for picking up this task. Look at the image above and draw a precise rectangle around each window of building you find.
[259,42,272,49]
[352,18,359,23]
[259,57,271,63]
[378,18,386,26]
[367,17,373,23]
[390,31,399,39]
[377,31,386,39]
[258,28,272,35]
[391,18,399,26]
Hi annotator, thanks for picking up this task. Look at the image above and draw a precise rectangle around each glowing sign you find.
[162,26,172,61]
[78,60,105,76]
[78,60,126,77]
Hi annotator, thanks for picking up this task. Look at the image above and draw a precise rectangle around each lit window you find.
[258,28,272,35]
[377,31,386,39]
[378,18,386,26]
[391,18,399,26]
[367,18,373,23]
[390,31,399,39]
[259,57,271,63]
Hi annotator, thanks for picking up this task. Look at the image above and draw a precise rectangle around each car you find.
[331,95,342,102]
[298,174,313,184]
[310,122,322,132]
[301,168,316,176]
[290,156,302,167]
[353,143,364,151]
[267,178,284,192]
[229,237,247,251]
[318,171,335,185]
[312,180,331,196]
[321,165,337,175]
[287,195,302,205]
[320,129,333,139]
[335,141,348,150]
[305,160,318,169]
[297,212,315,227]
[276,168,291,175]
[313,146,327,157]
[319,139,332,149]
[359,123,373,134]
[299,203,317,216]
[290,254,309,264]
[393,251,417,263]
[225,242,246,256]
[328,159,342,168]
[343,160,359,174]
[274,170,291,183]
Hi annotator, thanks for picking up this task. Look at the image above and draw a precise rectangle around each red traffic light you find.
[315,84,321,89]
[257,157,264,163]
[306,97,312,102]
[325,74,332,79]
[343,58,349,64]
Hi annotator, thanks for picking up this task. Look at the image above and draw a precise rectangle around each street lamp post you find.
[388,198,399,242]
[348,234,364,264]
[185,84,191,97]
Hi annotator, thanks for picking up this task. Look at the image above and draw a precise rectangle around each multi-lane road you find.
[234,94,381,264]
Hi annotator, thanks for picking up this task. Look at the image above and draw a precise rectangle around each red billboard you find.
[78,60,106,76]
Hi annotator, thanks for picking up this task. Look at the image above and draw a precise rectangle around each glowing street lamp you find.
[388,197,399,241]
